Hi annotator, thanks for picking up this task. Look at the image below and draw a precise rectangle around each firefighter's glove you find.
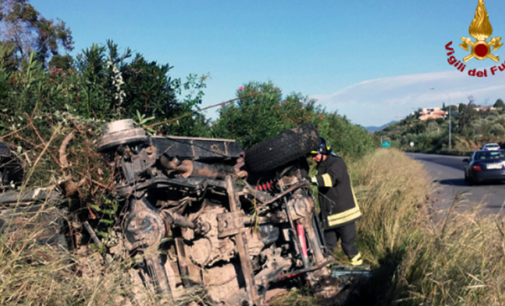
[310,176,318,186]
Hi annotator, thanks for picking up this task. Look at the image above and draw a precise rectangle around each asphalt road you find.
[406,153,505,216]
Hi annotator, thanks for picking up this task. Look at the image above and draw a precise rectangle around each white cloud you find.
[311,69,505,127]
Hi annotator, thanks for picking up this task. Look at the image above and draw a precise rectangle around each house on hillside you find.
[419,110,447,121]
[474,106,496,112]
[421,107,441,115]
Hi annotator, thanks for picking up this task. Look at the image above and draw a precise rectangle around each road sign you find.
[381,141,391,148]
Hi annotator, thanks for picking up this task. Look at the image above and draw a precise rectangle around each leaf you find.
[88,203,101,212]
[100,209,116,215]
[96,230,109,238]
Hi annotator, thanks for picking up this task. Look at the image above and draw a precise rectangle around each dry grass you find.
[0,199,213,306]
[392,203,505,306]
[0,206,152,306]
[349,148,430,265]
[346,149,505,305]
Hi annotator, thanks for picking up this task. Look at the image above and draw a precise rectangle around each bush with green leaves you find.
[490,123,505,136]
[211,81,376,160]
[0,39,211,138]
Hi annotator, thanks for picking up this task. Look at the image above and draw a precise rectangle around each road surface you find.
[406,153,505,216]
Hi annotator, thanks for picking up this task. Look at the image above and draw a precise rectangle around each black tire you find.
[245,123,320,173]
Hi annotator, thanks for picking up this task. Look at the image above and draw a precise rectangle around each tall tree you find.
[494,98,504,108]
[458,96,478,133]
[0,0,74,67]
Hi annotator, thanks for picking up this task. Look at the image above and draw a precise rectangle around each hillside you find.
[365,120,397,133]
[374,101,505,151]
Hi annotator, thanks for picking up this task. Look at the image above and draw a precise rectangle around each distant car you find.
[464,150,505,185]
[481,143,501,151]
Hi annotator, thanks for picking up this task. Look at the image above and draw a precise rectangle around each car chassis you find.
[0,119,343,306]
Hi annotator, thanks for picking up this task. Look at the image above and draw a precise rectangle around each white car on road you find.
[481,143,501,151]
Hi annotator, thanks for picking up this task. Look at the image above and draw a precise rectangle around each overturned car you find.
[1,119,344,305]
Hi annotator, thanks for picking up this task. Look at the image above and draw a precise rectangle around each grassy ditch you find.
[276,148,505,305]
[342,149,505,305]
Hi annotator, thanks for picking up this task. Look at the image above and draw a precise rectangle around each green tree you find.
[494,98,504,108]
[72,40,210,136]
[211,81,299,149]
[212,81,375,160]
[490,123,505,136]
[458,102,478,133]
[48,54,73,70]
[0,0,74,67]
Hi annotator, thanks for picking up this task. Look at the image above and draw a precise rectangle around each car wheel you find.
[245,123,320,173]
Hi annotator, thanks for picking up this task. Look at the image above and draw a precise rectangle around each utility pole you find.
[449,106,451,150]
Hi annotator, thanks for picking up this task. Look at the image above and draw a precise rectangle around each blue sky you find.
[32,0,505,127]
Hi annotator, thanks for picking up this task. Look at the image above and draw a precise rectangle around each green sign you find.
[381,141,391,148]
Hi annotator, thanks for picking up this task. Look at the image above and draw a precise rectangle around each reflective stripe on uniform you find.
[351,184,359,207]
[321,173,332,187]
[350,252,363,266]
[350,253,361,262]
[327,206,362,227]
[327,182,362,226]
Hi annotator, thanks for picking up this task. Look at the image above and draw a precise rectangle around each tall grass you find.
[278,149,505,305]
[350,149,429,264]
[0,208,143,306]
[346,149,505,305]
[0,201,212,306]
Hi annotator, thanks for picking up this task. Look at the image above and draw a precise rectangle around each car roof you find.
[483,143,500,146]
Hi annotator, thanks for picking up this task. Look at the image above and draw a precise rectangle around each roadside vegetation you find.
[375,97,505,152]
[274,149,505,306]
[349,149,505,305]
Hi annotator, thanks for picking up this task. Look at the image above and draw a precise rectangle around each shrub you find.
[341,149,505,305]
[0,41,211,139]
[490,123,505,136]
[211,81,376,160]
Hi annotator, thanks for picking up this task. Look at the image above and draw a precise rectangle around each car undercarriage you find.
[0,119,358,306]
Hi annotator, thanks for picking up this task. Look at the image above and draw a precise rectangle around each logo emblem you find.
[459,0,502,62]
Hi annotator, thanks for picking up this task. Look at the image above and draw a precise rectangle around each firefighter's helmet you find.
[311,137,332,155]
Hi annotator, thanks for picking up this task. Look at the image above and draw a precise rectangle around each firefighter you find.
[309,137,363,266]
